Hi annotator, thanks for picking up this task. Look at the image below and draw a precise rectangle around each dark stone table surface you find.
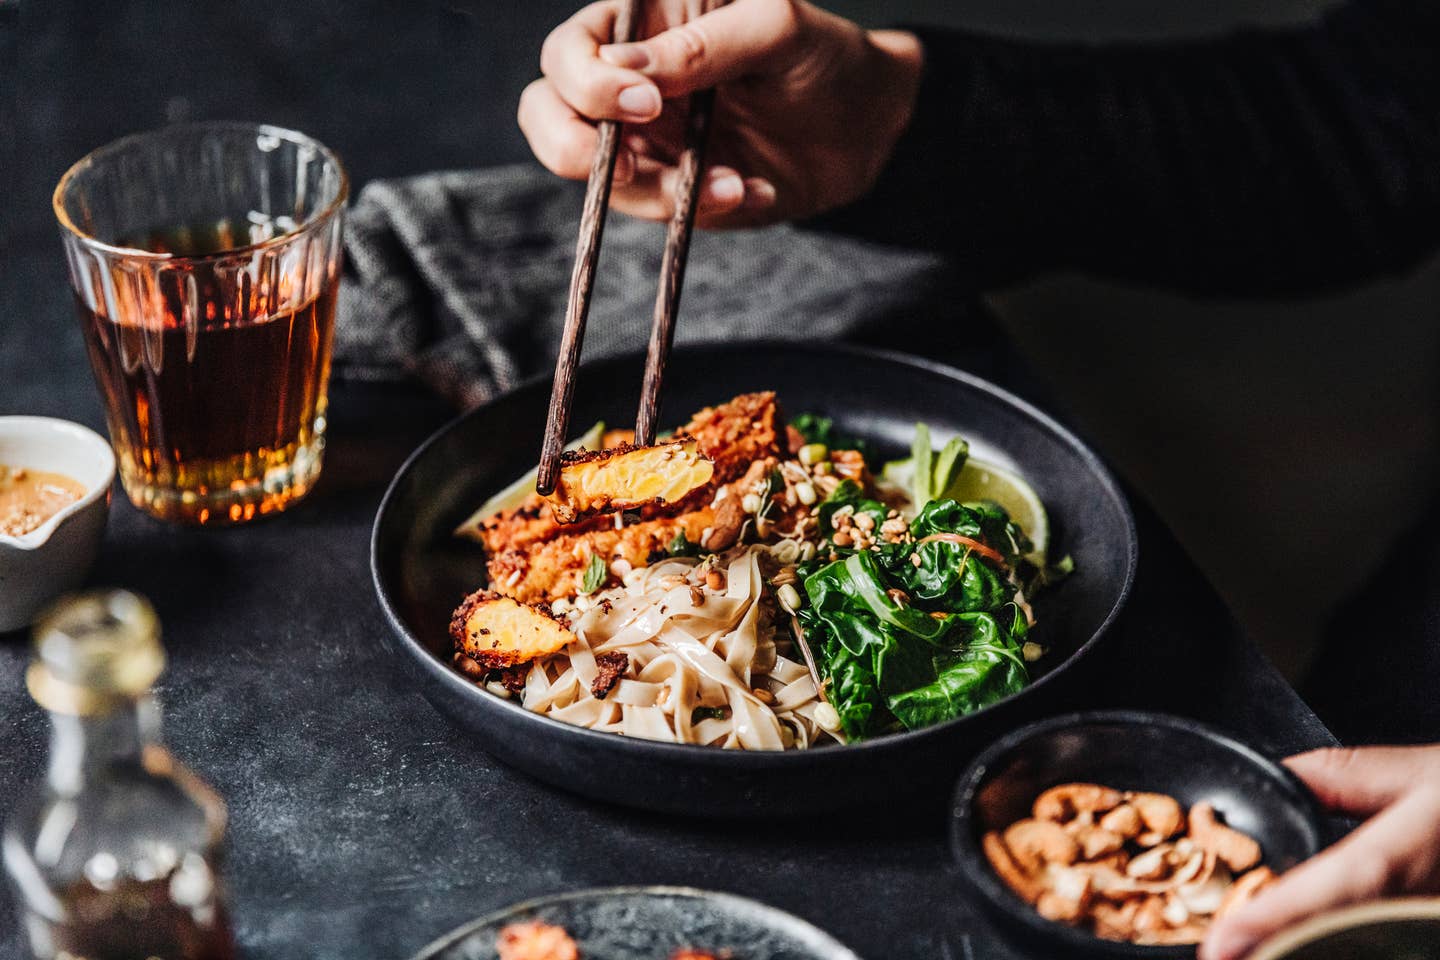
[1,3,1336,958]
[0,342,1337,959]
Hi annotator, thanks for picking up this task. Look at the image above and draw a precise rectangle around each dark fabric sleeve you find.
[814,0,1440,298]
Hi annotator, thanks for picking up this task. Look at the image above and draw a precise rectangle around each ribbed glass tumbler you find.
[54,123,347,525]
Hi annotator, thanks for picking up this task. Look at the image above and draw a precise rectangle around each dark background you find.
[4,0,1436,682]
[0,1,1431,956]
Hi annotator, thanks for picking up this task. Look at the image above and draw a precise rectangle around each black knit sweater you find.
[821,0,1440,298]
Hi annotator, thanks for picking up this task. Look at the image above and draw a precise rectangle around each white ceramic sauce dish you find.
[0,417,115,632]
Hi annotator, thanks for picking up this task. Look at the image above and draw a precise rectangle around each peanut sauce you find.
[0,464,87,536]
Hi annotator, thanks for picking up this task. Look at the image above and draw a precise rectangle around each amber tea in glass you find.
[54,124,347,525]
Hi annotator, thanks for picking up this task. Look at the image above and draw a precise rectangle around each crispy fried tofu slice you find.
[679,390,781,483]
[449,591,575,668]
[496,921,579,960]
[488,508,717,603]
[461,394,780,553]
[546,437,715,523]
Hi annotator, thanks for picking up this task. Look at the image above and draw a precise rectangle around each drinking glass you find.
[53,123,347,525]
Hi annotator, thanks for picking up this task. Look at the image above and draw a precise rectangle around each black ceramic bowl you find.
[1249,900,1440,960]
[372,343,1138,817]
[409,886,861,960]
[951,711,1325,958]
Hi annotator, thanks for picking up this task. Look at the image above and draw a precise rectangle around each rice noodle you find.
[515,544,842,750]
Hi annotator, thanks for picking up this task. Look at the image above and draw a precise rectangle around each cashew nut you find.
[1126,843,1175,881]
[1037,890,1086,924]
[994,782,1268,945]
[1003,818,1081,872]
[1177,861,1234,916]
[1099,803,1143,839]
[1132,895,1169,937]
[1128,792,1183,844]
[1072,862,1134,899]
[1171,849,1213,887]
[1047,864,1094,905]
[1075,825,1125,860]
[1034,783,1124,822]
[1161,893,1190,928]
[1091,899,1141,941]
[1139,922,1209,945]
[1090,851,1130,874]
[982,831,1045,904]
[1189,802,1262,873]
[1215,866,1276,920]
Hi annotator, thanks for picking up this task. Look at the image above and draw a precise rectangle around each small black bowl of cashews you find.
[951,710,1326,957]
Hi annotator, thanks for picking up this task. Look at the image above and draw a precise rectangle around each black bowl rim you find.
[1249,898,1440,960]
[949,709,1326,958]
[371,341,1139,768]
[405,884,863,960]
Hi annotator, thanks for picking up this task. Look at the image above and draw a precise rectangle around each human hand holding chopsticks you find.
[1202,745,1440,960]
[519,0,923,229]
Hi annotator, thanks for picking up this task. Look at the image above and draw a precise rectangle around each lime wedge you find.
[940,458,1048,563]
[453,421,604,540]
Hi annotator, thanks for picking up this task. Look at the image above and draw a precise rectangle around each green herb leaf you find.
[690,706,729,724]
[580,553,607,594]
[667,532,699,557]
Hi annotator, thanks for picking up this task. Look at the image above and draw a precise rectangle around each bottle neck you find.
[46,695,160,794]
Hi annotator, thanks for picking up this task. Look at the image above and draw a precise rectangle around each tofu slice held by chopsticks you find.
[450,591,575,668]
[545,436,714,523]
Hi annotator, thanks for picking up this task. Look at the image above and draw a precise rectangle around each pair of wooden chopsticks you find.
[536,0,727,496]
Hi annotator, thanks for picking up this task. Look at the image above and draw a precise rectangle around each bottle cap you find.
[26,590,165,715]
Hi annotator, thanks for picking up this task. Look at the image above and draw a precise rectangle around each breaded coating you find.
[488,508,717,603]
[678,390,781,483]
[463,394,779,553]
[495,921,579,960]
[546,437,715,523]
[449,591,575,668]
[470,496,610,556]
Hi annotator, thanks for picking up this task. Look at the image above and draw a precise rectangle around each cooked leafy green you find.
[796,490,1033,741]
[667,531,700,557]
[690,706,729,724]
[886,612,1029,729]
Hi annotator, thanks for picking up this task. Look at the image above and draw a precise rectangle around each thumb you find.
[598,0,803,98]
[1286,746,1440,817]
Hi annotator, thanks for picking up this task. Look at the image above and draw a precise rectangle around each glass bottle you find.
[3,590,235,960]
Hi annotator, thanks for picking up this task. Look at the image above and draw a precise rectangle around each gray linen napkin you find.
[336,164,975,409]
